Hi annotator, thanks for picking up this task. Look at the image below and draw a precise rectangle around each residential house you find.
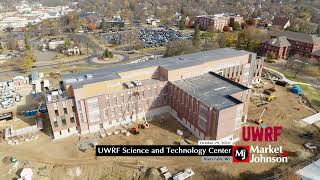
[272,17,290,31]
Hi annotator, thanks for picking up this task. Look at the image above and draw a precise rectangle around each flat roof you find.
[63,48,251,88]
[172,72,249,109]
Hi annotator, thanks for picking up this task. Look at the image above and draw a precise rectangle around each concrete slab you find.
[301,113,320,124]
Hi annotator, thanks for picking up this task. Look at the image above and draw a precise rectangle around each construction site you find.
[0,70,319,180]
[0,48,319,179]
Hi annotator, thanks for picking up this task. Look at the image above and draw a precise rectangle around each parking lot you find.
[101,28,191,48]
[139,28,191,48]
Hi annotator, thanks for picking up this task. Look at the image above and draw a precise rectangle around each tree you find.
[165,40,194,57]
[224,32,235,47]
[88,23,97,31]
[179,16,185,30]
[103,48,113,58]
[192,24,201,49]
[233,22,241,31]
[24,33,31,50]
[64,39,71,49]
[201,31,216,50]
[22,54,34,72]
[217,33,226,48]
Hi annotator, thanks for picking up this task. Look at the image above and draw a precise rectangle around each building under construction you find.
[45,48,263,140]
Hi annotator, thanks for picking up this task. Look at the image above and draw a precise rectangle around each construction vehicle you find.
[10,156,17,163]
[255,107,267,125]
[264,95,277,102]
[139,122,149,129]
[130,127,140,135]
[78,139,97,152]
[257,101,268,107]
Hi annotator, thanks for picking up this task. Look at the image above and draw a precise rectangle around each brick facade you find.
[46,48,263,140]
[195,15,243,32]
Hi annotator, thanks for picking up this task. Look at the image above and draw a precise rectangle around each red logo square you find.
[232,146,250,162]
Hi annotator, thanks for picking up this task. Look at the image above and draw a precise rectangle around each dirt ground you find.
[0,80,319,180]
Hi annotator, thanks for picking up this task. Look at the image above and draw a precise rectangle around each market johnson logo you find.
[242,124,282,141]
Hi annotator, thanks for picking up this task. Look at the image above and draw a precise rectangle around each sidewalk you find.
[264,67,316,87]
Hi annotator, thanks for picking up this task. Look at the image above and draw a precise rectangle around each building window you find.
[55,110,59,116]
[114,96,118,105]
[198,105,208,130]
[148,89,152,96]
[72,106,77,113]
[121,95,125,104]
[112,108,115,116]
[128,95,131,102]
[118,106,122,114]
[77,101,82,111]
[106,97,110,107]
[61,118,66,126]
[64,108,67,114]
[104,109,108,117]
[54,121,58,127]
[70,117,75,123]
[126,104,130,112]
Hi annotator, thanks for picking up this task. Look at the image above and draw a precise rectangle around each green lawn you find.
[298,85,320,108]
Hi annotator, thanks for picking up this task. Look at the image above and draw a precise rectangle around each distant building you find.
[48,40,65,50]
[146,18,161,26]
[45,48,263,140]
[195,14,243,32]
[260,36,291,59]
[271,31,320,58]
[272,17,290,31]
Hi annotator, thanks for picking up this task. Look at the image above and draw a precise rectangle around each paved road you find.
[0,33,129,78]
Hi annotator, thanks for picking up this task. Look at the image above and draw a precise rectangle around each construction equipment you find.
[130,127,140,135]
[299,132,314,139]
[10,156,17,163]
[266,71,277,92]
[139,122,149,129]
[264,95,277,102]
[255,107,267,124]
[263,89,273,96]
[78,139,97,152]
[257,101,268,107]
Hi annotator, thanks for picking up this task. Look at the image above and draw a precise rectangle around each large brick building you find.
[270,31,320,58]
[260,36,291,59]
[46,48,263,141]
[195,14,243,32]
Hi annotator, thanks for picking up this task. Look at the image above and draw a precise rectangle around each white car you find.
[131,80,143,87]
[173,168,195,180]
[124,82,135,89]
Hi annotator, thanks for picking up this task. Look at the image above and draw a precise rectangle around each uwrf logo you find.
[232,146,250,162]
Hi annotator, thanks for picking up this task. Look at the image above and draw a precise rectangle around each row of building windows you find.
[54,105,76,117]
[53,116,75,128]
[104,87,168,107]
